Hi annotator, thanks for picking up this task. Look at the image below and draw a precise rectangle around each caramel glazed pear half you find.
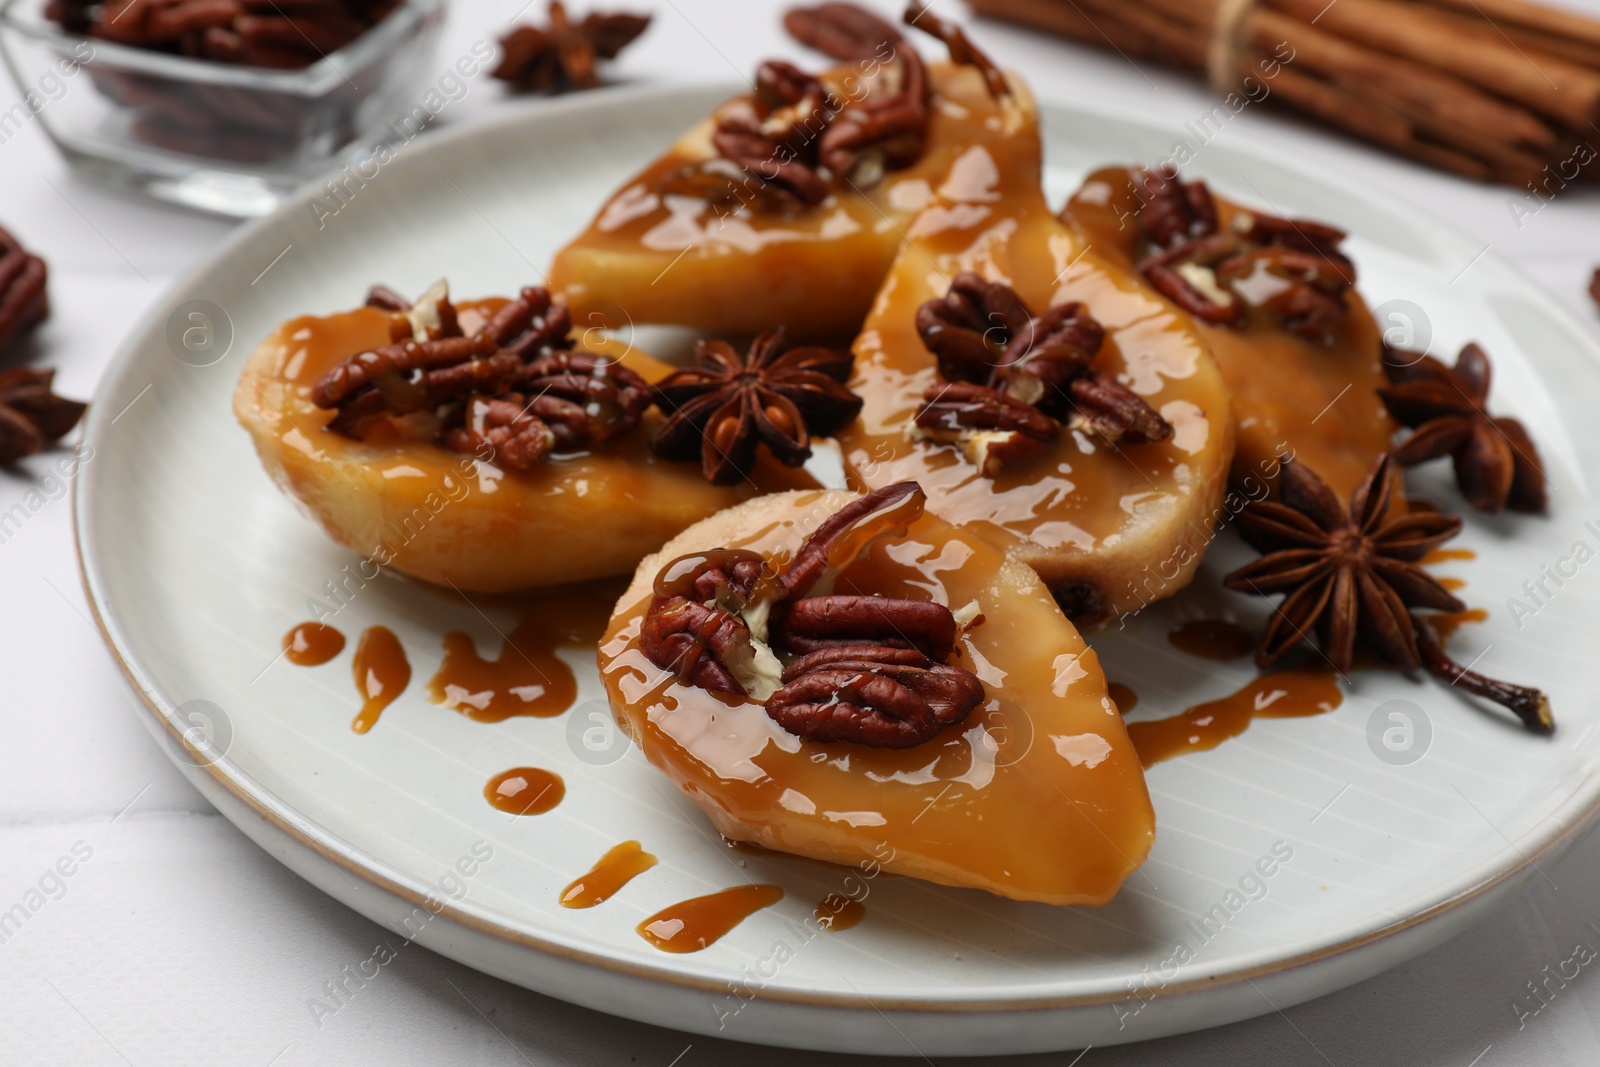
[600,481,1155,905]
[833,55,1234,624]
[233,281,802,591]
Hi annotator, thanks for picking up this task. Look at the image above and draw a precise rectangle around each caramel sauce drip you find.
[1429,608,1489,644]
[1424,547,1477,564]
[1166,619,1255,661]
[637,884,784,953]
[283,622,344,666]
[814,894,866,931]
[351,626,410,733]
[427,582,617,722]
[1439,577,1466,592]
[484,767,566,816]
[1107,682,1139,714]
[560,841,659,908]
[1128,668,1343,767]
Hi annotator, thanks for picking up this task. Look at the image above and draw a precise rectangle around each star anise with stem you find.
[650,328,862,485]
[1379,341,1547,514]
[0,368,87,464]
[491,2,650,94]
[911,272,1171,475]
[1224,453,1554,734]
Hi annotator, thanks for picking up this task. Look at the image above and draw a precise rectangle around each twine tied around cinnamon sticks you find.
[966,0,1600,188]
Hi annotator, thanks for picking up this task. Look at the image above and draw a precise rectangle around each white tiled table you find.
[5,2,1600,1063]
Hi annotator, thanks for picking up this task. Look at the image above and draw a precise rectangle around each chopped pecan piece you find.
[312,282,649,468]
[912,273,1171,473]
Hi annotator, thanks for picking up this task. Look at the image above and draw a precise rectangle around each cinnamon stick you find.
[1267,0,1600,128]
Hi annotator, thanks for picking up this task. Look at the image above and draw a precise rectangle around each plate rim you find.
[72,78,1600,1016]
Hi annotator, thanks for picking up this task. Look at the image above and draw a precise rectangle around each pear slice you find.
[548,62,1037,339]
[234,292,765,592]
[599,487,1156,907]
[833,137,1234,625]
[1062,166,1394,501]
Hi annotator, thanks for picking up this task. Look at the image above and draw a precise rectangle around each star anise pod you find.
[0,368,87,464]
[0,226,49,354]
[1379,342,1547,514]
[491,2,650,94]
[650,328,862,485]
[1133,166,1354,341]
[1224,453,1553,734]
[910,273,1171,474]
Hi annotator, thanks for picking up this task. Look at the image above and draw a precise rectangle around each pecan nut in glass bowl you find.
[549,2,1032,338]
[1062,165,1392,501]
[233,280,814,592]
[0,0,446,216]
[600,482,1156,905]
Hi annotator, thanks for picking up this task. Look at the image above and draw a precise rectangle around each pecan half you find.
[778,480,926,599]
[775,594,959,659]
[639,595,760,698]
[767,645,984,749]
[1138,165,1218,249]
[913,382,1056,476]
[1138,234,1246,327]
[710,60,836,206]
[912,273,1171,472]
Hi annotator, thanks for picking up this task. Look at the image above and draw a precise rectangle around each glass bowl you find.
[0,0,444,216]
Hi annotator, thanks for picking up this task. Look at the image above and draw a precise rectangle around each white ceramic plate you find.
[75,85,1600,1056]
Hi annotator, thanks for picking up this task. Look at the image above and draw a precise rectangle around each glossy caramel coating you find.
[600,489,1156,907]
[1063,166,1394,501]
[549,64,1038,339]
[234,299,768,592]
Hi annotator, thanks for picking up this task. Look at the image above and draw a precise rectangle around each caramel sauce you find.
[426,582,616,722]
[1167,619,1255,661]
[351,626,410,733]
[1429,608,1489,644]
[814,894,866,931]
[834,126,1232,623]
[1440,577,1466,592]
[560,841,659,908]
[283,622,344,666]
[1064,166,1393,502]
[1425,548,1478,564]
[549,64,1033,338]
[599,490,1156,906]
[1128,668,1343,767]
[484,767,565,815]
[637,884,784,953]
[1108,682,1139,714]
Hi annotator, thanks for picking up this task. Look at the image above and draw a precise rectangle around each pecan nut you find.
[640,596,758,698]
[767,645,984,749]
[912,273,1171,471]
[312,283,648,468]
[775,594,959,659]
[778,480,926,599]
[1134,170,1355,339]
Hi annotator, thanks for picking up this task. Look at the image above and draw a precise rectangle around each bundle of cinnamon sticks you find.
[964,0,1600,187]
